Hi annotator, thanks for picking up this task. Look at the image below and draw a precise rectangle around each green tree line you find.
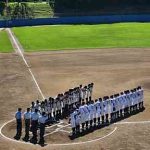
[0,1,34,19]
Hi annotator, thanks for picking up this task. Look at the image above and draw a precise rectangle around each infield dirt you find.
[0,48,150,150]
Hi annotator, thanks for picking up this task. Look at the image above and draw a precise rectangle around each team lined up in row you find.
[70,86,144,136]
[15,83,94,145]
[30,83,94,120]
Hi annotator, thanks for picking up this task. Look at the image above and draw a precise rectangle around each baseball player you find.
[53,98,57,119]
[79,102,86,132]
[47,98,52,120]
[88,83,94,101]
[70,109,77,136]
[35,100,41,112]
[88,100,95,129]
[93,100,97,127]
[75,109,81,135]
[79,85,83,103]
[96,98,102,126]
[119,93,124,118]
[83,102,90,130]
[137,86,144,111]
[114,94,120,121]
[110,95,115,123]
[31,102,35,112]
[105,96,110,124]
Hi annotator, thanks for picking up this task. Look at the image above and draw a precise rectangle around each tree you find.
[0,2,6,16]
[11,2,34,19]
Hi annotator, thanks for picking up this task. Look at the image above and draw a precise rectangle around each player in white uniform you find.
[110,95,115,123]
[75,87,80,104]
[115,94,120,121]
[79,85,83,103]
[96,98,102,126]
[93,100,97,127]
[88,100,94,129]
[82,86,87,100]
[103,96,110,124]
[70,109,77,136]
[79,102,86,132]
[129,90,133,114]
[123,91,128,117]
[31,102,35,112]
[56,96,62,119]
[83,102,90,130]
[119,93,124,118]
[47,97,52,119]
[102,97,106,124]
[137,86,144,111]
[134,88,138,113]
[34,100,41,112]
[75,109,81,135]
[88,83,94,101]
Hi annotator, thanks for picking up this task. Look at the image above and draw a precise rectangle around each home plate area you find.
[44,120,115,144]
[1,119,116,145]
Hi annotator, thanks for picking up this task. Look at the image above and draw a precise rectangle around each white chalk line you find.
[45,121,63,129]
[48,127,118,146]
[1,119,150,146]
[0,118,117,146]
[115,120,150,125]
[59,129,71,133]
[44,124,70,137]
[6,28,45,99]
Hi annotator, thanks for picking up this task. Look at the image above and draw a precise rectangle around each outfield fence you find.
[0,14,150,28]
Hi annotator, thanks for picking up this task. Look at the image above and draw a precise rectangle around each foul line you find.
[59,129,71,133]
[49,127,117,146]
[6,28,45,99]
[115,120,150,125]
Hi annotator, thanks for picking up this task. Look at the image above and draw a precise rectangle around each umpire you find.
[23,108,31,141]
[38,112,48,145]
[31,109,39,144]
[15,108,22,140]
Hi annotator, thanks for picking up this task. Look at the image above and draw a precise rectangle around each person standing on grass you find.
[23,108,31,141]
[15,108,22,140]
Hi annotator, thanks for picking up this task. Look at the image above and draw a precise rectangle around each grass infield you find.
[12,23,150,52]
[0,30,13,53]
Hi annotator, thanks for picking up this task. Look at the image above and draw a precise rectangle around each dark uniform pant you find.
[31,120,38,142]
[16,119,22,137]
[39,123,45,144]
[25,119,30,140]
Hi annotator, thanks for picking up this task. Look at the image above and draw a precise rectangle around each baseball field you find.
[0,23,150,150]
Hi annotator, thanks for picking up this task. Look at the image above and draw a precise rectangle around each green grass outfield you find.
[12,23,150,52]
[0,30,13,53]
